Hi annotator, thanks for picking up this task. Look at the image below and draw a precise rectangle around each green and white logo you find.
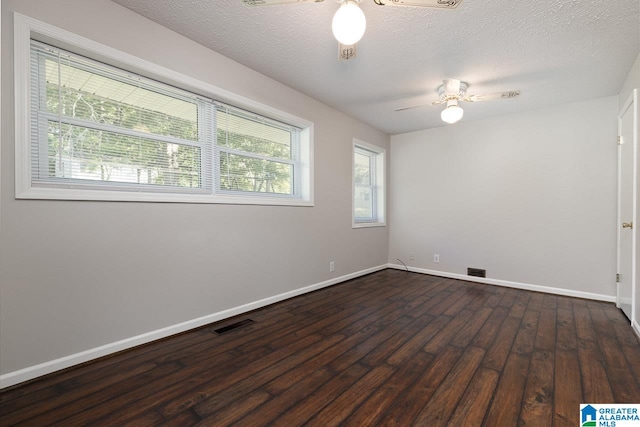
[581,404,640,427]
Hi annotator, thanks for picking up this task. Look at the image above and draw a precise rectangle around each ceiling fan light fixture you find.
[332,0,366,45]
[441,99,464,124]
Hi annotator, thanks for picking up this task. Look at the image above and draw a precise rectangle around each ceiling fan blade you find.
[339,43,357,61]
[465,90,520,102]
[394,104,426,112]
[242,0,323,6]
[373,0,462,8]
[394,100,440,111]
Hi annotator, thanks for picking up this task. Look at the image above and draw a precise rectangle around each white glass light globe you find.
[332,1,366,46]
[441,102,464,124]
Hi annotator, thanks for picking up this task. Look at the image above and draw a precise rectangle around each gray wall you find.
[0,0,389,377]
[389,96,618,298]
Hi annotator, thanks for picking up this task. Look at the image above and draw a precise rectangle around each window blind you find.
[354,146,376,221]
[214,102,301,196]
[30,41,214,193]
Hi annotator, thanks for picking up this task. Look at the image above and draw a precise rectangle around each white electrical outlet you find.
[434,254,440,263]
[330,261,335,272]
[409,253,415,261]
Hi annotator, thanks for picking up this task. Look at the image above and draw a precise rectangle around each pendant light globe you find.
[332,1,366,46]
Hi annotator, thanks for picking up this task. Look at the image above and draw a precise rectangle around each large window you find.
[15,14,313,206]
[30,41,213,194]
[353,140,385,227]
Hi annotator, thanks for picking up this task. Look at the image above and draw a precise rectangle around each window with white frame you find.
[30,41,213,194]
[15,14,313,206]
[353,140,385,227]
[215,103,300,197]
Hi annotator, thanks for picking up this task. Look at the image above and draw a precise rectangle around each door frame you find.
[617,89,638,325]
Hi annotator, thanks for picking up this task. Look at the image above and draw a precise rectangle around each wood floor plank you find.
[304,365,395,426]
[422,309,475,354]
[472,306,510,349]
[412,346,485,426]
[78,332,324,425]
[4,361,185,426]
[508,292,531,319]
[497,289,519,308]
[342,351,434,425]
[377,346,464,426]
[542,294,559,310]
[447,368,500,427]
[119,409,165,426]
[264,322,384,395]
[554,349,583,427]
[0,360,159,422]
[464,289,494,311]
[590,306,640,401]
[578,339,615,403]
[0,324,216,407]
[235,367,335,426]
[573,304,597,342]
[482,316,522,371]
[484,352,530,427]
[195,390,271,426]
[2,270,640,427]
[556,307,578,351]
[484,287,508,307]
[443,290,476,316]
[450,306,493,348]
[512,309,540,355]
[622,344,640,382]
[535,308,556,351]
[386,314,450,365]
[429,288,471,315]
[526,293,545,312]
[329,315,416,372]
[519,350,554,427]
[405,288,452,319]
[162,409,202,426]
[184,334,345,420]
[359,314,435,367]
[271,363,370,427]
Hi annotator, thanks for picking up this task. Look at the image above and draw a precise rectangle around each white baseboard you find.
[633,320,640,340]
[0,264,387,389]
[386,263,616,303]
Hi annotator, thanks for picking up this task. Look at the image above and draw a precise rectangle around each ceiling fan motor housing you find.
[438,79,468,101]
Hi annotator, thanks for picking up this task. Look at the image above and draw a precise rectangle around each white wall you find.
[389,96,618,299]
[619,52,640,110]
[0,0,389,384]
[619,51,640,330]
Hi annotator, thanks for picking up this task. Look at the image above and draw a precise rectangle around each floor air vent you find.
[467,268,486,278]
[214,319,255,335]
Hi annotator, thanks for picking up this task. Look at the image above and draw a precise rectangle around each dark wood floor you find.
[1,269,640,426]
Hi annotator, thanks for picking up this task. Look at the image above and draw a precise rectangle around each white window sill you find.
[352,221,386,229]
[17,187,314,207]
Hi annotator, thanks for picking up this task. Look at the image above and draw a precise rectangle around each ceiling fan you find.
[242,0,463,60]
[395,79,521,124]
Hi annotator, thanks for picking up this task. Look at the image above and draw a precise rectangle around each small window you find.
[353,140,385,227]
[215,104,300,197]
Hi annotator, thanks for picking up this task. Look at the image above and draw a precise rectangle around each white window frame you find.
[352,139,386,228]
[14,13,314,206]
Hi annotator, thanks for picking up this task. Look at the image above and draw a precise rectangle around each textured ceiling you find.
[112,0,639,134]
